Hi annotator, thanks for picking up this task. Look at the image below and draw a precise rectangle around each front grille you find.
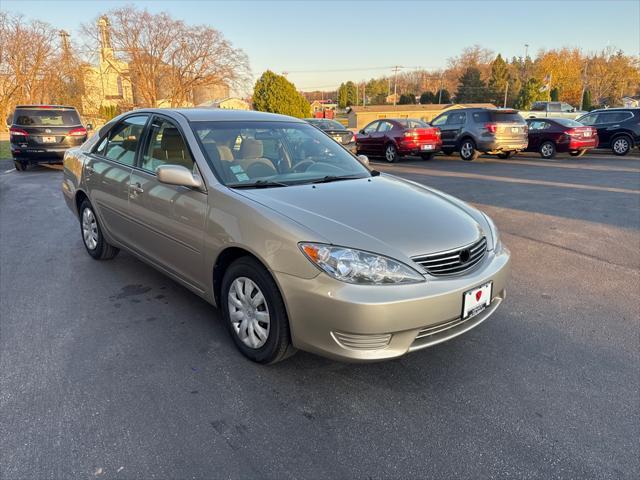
[412,236,487,276]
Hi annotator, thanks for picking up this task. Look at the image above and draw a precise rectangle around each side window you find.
[378,121,393,132]
[548,103,561,112]
[102,115,149,166]
[595,113,614,124]
[141,117,194,173]
[363,122,378,134]
[431,114,448,127]
[472,111,490,123]
[447,112,466,125]
[578,114,597,126]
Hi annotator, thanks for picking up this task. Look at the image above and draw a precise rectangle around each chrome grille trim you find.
[331,331,392,351]
[412,237,487,276]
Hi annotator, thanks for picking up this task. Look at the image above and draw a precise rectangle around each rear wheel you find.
[221,257,295,364]
[569,149,587,157]
[459,139,479,161]
[612,135,631,156]
[497,151,513,159]
[79,199,119,260]
[539,141,556,159]
[420,152,434,160]
[13,160,27,171]
[384,143,398,163]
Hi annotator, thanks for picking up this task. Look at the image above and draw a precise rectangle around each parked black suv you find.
[576,108,639,156]
[8,105,88,170]
[430,108,528,160]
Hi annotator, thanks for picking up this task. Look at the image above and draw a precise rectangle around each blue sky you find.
[4,0,639,92]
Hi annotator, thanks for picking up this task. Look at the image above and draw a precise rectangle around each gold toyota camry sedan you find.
[62,109,510,363]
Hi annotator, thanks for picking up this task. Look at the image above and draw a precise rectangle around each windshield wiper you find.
[307,174,366,184]
[229,179,289,189]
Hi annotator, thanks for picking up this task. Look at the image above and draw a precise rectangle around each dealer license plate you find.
[421,144,434,150]
[583,131,591,137]
[41,136,56,143]
[462,282,492,319]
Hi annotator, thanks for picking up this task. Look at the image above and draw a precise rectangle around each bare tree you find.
[82,6,250,108]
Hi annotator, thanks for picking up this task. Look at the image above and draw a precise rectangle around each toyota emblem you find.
[459,249,471,263]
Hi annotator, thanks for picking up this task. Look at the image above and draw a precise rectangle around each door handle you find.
[85,165,95,174]
[129,183,144,194]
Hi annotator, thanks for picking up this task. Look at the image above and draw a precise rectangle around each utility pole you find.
[579,62,588,111]
[438,73,444,104]
[392,65,401,106]
[355,82,358,107]
[503,82,509,108]
[363,82,366,107]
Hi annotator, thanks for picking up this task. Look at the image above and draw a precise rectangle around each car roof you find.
[15,105,78,110]
[133,108,306,123]
[587,107,639,112]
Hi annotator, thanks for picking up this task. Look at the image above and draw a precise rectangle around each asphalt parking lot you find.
[1,151,639,479]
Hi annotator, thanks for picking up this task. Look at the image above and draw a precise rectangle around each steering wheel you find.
[292,160,316,173]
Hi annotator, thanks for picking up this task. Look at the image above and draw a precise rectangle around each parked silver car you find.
[62,109,510,363]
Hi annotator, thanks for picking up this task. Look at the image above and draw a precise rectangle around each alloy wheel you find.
[385,145,396,162]
[227,277,270,349]
[461,142,473,159]
[82,208,99,251]
[541,143,554,158]
[613,138,630,155]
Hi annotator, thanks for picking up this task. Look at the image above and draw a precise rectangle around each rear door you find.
[127,115,208,290]
[85,114,149,244]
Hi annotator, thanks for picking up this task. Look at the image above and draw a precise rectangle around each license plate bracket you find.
[462,282,492,319]
[41,136,56,143]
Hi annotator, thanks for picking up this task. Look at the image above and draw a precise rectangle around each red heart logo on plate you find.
[476,291,482,302]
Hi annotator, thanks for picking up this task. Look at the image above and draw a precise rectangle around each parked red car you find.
[356,118,441,162]
[525,118,598,159]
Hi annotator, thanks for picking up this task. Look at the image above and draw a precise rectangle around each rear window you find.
[397,119,428,128]
[489,111,525,123]
[14,108,81,127]
[554,118,583,128]
[309,119,344,130]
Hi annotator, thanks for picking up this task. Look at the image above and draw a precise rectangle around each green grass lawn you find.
[0,140,10,160]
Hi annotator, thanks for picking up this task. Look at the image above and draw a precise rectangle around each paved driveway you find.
[1,152,638,479]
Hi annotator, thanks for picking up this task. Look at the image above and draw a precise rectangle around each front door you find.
[127,116,208,291]
[431,113,452,148]
[372,120,393,155]
[84,115,149,245]
[357,121,379,155]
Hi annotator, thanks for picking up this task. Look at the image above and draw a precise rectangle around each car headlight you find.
[299,243,425,285]
[482,213,501,251]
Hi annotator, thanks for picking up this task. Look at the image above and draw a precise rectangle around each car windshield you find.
[14,108,81,126]
[554,118,583,127]
[192,121,370,187]
[308,119,345,130]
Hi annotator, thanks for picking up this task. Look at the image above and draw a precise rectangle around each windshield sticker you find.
[230,165,244,173]
[235,173,250,181]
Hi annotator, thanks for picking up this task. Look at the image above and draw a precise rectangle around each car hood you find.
[234,175,484,261]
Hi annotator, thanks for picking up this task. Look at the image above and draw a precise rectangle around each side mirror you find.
[357,154,370,168]
[86,123,94,131]
[359,130,365,135]
[157,164,203,189]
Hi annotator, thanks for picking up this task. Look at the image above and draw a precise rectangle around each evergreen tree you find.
[253,70,311,118]
[455,67,488,103]
[434,88,451,103]
[419,91,435,104]
[582,90,592,111]
[550,87,560,101]
[514,78,546,110]
[488,54,510,106]
[399,93,416,105]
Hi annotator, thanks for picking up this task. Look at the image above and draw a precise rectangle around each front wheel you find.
[221,257,296,364]
[569,149,587,157]
[459,139,479,161]
[539,141,556,159]
[384,144,398,163]
[79,199,119,260]
[612,136,631,156]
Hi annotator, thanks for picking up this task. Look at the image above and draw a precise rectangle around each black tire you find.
[420,152,434,160]
[79,199,119,260]
[539,141,556,159]
[611,135,631,156]
[459,139,479,161]
[497,151,513,159]
[13,160,27,171]
[569,149,587,157]
[221,257,295,364]
[441,149,454,156]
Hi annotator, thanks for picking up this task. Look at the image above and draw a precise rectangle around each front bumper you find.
[275,246,510,362]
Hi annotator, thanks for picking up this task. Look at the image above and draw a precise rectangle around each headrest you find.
[161,128,185,151]
[122,138,138,152]
[239,138,263,159]
[217,145,234,161]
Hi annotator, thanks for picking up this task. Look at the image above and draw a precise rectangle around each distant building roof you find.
[348,103,496,113]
